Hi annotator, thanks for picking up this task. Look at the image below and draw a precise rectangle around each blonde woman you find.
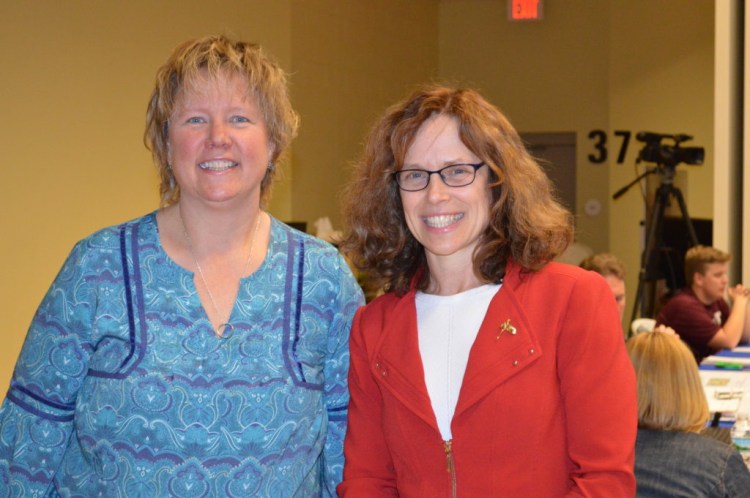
[628,332,750,496]
[0,35,363,496]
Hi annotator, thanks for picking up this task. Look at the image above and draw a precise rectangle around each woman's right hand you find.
[653,324,678,337]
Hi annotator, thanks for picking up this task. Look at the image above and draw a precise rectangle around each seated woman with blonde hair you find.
[627,331,750,496]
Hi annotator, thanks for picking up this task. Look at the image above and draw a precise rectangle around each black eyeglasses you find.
[393,162,486,192]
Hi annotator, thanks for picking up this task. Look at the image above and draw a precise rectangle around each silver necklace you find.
[180,210,262,338]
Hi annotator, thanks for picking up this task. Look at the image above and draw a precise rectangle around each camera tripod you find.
[613,164,699,330]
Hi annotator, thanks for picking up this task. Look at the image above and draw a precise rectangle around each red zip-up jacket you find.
[339,261,637,497]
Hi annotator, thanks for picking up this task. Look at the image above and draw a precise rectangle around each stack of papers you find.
[699,370,750,422]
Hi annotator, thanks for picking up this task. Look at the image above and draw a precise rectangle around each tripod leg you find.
[631,185,670,328]
[669,187,699,246]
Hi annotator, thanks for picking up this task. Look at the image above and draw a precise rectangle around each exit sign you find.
[509,0,543,21]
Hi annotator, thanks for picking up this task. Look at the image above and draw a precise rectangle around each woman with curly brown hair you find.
[338,86,637,497]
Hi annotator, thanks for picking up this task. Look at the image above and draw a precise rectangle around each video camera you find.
[636,131,705,168]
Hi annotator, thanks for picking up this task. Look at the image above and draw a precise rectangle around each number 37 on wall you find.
[588,130,632,164]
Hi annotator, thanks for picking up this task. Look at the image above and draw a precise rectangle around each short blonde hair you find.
[144,35,299,207]
[626,332,709,433]
[579,252,625,280]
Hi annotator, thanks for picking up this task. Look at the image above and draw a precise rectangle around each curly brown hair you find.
[341,85,573,294]
[144,35,299,207]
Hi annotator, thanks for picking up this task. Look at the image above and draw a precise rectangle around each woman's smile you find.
[198,159,238,172]
[423,213,464,229]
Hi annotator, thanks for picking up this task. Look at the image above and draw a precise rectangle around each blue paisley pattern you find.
[0,212,364,497]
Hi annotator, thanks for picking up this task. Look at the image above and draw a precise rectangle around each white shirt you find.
[416,283,501,440]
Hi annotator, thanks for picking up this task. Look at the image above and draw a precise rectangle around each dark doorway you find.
[521,132,577,213]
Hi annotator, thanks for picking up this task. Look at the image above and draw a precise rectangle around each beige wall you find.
[439,0,714,326]
[290,1,438,229]
[0,1,716,395]
[439,0,612,252]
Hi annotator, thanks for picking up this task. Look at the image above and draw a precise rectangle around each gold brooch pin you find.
[496,318,517,340]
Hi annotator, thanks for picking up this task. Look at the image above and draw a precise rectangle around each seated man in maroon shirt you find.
[657,245,750,363]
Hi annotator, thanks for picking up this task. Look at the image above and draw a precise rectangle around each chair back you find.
[630,318,656,335]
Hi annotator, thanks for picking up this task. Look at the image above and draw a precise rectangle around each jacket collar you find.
[372,262,543,428]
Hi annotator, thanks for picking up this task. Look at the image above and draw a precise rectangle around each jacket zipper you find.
[443,439,457,498]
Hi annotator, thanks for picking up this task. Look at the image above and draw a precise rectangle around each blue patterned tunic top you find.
[0,212,364,497]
